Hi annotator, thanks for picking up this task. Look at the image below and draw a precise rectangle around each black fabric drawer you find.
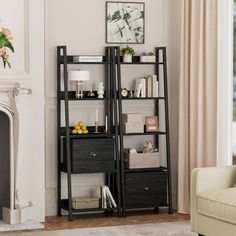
[62,138,115,173]
[125,171,167,208]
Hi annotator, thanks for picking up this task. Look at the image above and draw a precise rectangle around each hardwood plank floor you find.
[44,211,189,231]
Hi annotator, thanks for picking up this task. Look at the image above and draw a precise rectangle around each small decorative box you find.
[124,152,160,169]
[140,56,156,63]
[122,113,143,123]
[124,122,144,134]
[72,197,100,210]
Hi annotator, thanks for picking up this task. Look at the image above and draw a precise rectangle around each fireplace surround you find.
[0,84,32,224]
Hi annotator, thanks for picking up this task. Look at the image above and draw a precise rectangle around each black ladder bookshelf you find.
[111,46,173,215]
[57,46,121,221]
[57,45,172,220]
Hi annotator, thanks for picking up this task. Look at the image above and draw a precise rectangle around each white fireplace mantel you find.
[0,85,33,224]
[0,83,32,95]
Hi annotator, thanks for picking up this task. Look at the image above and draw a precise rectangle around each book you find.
[105,188,113,208]
[100,185,117,208]
[105,186,117,208]
[134,78,142,97]
[155,81,159,97]
[141,78,146,97]
[73,55,103,62]
[152,75,157,97]
[146,76,152,97]
[101,185,107,208]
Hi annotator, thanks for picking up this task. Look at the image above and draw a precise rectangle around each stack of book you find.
[100,185,117,209]
[73,55,103,62]
[122,113,144,134]
[134,75,159,98]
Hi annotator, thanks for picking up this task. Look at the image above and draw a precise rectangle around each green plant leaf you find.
[0,32,7,48]
[4,41,14,53]
[148,52,155,56]
[121,45,135,56]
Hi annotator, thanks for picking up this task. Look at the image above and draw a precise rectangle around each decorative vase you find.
[97,82,104,98]
[123,54,132,63]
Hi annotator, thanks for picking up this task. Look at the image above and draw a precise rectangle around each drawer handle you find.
[144,187,149,191]
[89,152,97,157]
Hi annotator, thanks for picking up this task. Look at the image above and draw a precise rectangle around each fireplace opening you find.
[0,111,10,219]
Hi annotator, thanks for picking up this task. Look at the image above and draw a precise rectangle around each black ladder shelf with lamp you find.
[57,46,122,221]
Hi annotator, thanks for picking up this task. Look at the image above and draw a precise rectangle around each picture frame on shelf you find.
[145,116,158,132]
[106,1,145,44]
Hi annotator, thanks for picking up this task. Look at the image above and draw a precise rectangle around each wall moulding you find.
[0,0,30,80]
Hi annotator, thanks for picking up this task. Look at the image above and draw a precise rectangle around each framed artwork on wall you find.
[106,1,145,44]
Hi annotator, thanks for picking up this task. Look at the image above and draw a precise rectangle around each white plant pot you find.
[123,54,132,63]
[140,56,156,63]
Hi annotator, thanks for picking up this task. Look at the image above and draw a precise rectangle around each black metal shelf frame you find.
[57,46,122,221]
[113,46,173,215]
[57,45,172,220]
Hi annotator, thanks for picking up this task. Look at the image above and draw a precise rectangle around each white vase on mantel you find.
[123,54,132,63]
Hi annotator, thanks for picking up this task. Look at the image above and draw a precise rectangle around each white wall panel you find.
[0,0,30,79]
[0,0,45,222]
[45,0,181,215]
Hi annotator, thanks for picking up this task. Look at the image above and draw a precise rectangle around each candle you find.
[95,109,98,122]
[105,116,108,133]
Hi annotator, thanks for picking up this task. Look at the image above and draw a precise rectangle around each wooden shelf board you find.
[124,167,167,173]
[122,97,165,100]
[59,55,109,64]
[61,199,117,213]
[59,91,106,101]
[118,56,164,65]
[60,126,115,138]
[125,205,169,210]
[123,131,166,136]
[60,133,115,138]
[61,169,117,174]
[120,62,164,65]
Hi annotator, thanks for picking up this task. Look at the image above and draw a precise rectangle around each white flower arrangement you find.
[0,27,14,68]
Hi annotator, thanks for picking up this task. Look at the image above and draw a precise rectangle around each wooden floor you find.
[44,211,189,231]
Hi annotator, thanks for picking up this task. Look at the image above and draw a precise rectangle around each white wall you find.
[0,0,45,222]
[45,0,181,215]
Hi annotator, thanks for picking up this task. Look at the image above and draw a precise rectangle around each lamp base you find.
[76,81,84,98]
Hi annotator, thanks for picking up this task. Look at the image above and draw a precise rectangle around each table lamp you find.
[68,70,90,98]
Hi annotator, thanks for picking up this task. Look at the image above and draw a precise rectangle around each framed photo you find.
[145,116,158,132]
[106,1,145,44]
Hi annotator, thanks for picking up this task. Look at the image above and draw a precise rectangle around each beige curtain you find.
[178,0,218,214]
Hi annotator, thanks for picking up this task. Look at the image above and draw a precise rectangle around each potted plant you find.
[140,51,156,63]
[121,45,135,63]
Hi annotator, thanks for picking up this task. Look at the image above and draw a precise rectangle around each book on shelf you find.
[141,78,146,97]
[146,76,152,97]
[105,186,117,208]
[100,185,117,209]
[134,79,142,97]
[152,75,159,97]
[73,55,103,62]
[134,75,159,98]
[146,74,159,98]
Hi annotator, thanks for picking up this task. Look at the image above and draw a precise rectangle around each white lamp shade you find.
[68,70,90,81]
